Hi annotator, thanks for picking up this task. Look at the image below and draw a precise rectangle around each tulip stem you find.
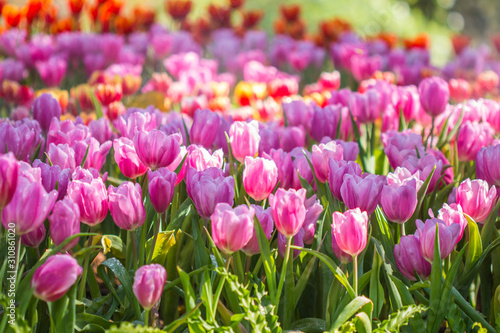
[78,232,94,300]
[144,309,150,327]
[276,236,293,310]
[233,251,244,282]
[130,231,138,271]
[399,223,405,237]
[353,255,358,296]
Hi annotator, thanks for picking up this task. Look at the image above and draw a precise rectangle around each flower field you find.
[2,0,500,332]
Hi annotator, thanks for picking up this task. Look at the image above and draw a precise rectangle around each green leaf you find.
[463,214,483,271]
[369,249,384,318]
[80,144,91,168]
[101,235,125,260]
[290,318,327,333]
[347,110,367,171]
[181,116,191,146]
[354,312,372,333]
[481,198,500,247]
[167,198,193,231]
[87,88,103,119]
[373,304,427,333]
[427,223,443,333]
[177,267,198,313]
[145,230,179,265]
[330,296,373,331]
[75,313,113,331]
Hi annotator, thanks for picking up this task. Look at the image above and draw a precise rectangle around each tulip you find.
[67,176,108,226]
[291,149,314,189]
[114,110,157,140]
[133,264,167,311]
[0,120,42,161]
[133,130,182,170]
[280,126,306,153]
[455,179,496,223]
[418,76,450,117]
[113,137,148,179]
[47,118,90,147]
[331,208,368,257]
[402,154,444,194]
[396,85,420,122]
[331,233,353,264]
[476,144,500,187]
[31,254,83,302]
[384,132,424,169]
[282,99,314,132]
[186,167,235,219]
[386,167,423,191]
[310,104,341,142]
[328,159,362,201]
[302,195,323,244]
[243,156,278,201]
[73,137,112,171]
[0,152,18,209]
[334,140,359,162]
[448,78,471,102]
[380,181,418,224]
[88,118,112,144]
[348,90,380,124]
[108,182,146,231]
[278,228,304,259]
[32,160,71,201]
[269,188,307,238]
[394,235,431,281]
[318,70,341,91]
[2,177,57,235]
[148,168,177,214]
[211,203,255,254]
[437,203,467,242]
[340,173,384,215]
[47,143,76,171]
[457,121,494,162]
[176,145,224,183]
[49,198,81,251]
[258,126,280,155]
[190,109,220,148]
[311,141,343,183]
[415,218,461,262]
[229,120,261,163]
[32,93,61,133]
[242,205,274,255]
[21,224,46,248]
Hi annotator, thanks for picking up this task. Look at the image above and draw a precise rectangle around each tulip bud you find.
[380,181,418,224]
[331,233,353,264]
[133,130,181,170]
[394,235,431,281]
[418,76,450,117]
[31,254,83,302]
[331,208,368,257]
[148,168,177,214]
[311,141,343,183]
[32,93,61,133]
[348,90,380,124]
[133,264,167,310]
[455,179,496,223]
[415,218,461,262]
[113,137,148,179]
[243,157,278,201]
[340,173,384,215]
[0,152,18,209]
[269,188,307,238]
[262,148,294,190]
[211,203,255,254]
[457,121,494,162]
[49,198,81,251]
[437,203,467,242]
[229,120,260,163]
[190,109,220,148]
[67,176,108,226]
[108,182,146,231]
[328,160,362,201]
[242,205,274,255]
[476,144,500,187]
[21,224,46,248]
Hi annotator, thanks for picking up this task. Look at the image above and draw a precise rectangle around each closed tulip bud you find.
[415,218,461,262]
[242,205,274,255]
[269,188,307,238]
[328,160,362,201]
[243,157,278,201]
[31,254,83,302]
[190,109,220,148]
[47,143,76,171]
[455,179,496,223]
[113,137,148,179]
[311,141,343,183]
[380,181,418,224]
[32,93,61,133]
[437,203,467,242]
[418,76,450,117]
[133,264,167,310]
[396,86,420,122]
[278,228,304,259]
[211,203,255,254]
[310,104,341,142]
[0,152,18,209]
[340,174,384,215]
[331,208,368,257]
[133,130,181,170]
[21,224,46,248]
[186,168,235,219]
[280,126,305,152]
[148,168,177,214]
[2,177,57,235]
[108,182,146,231]
[331,233,353,264]
[302,195,323,244]
[49,198,81,251]
[67,176,108,226]
[229,120,260,163]
[348,90,381,124]
[394,235,431,281]
[457,121,494,162]
[476,144,500,187]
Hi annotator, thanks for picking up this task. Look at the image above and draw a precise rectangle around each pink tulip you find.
[114,110,157,139]
[243,157,278,201]
[49,198,81,251]
[0,152,18,209]
[437,203,467,242]
[176,145,224,184]
[394,235,431,281]
[396,85,420,122]
[73,137,112,171]
[108,182,146,231]
[67,176,108,226]
[476,144,500,187]
[229,120,260,163]
[132,264,167,310]
[148,168,177,214]
[262,149,294,190]
[418,76,450,117]
[311,141,343,183]
[386,167,423,191]
[331,208,368,257]
[318,70,341,91]
[455,179,496,223]
[302,195,323,244]
[113,137,148,179]
[190,108,220,148]
[415,218,461,262]
[402,154,444,194]
[32,93,61,133]
[2,176,57,234]
[47,118,90,147]
[47,143,76,171]
[384,132,424,169]
[211,203,255,254]
[331,233,353,264]
[242,205,274,255]
[269,188,307,238]
[133,130,182,170]
[449,78,471,102]
[457,121,494,162]
[380,180,418,224]
[21,224,46,247]
[328,160,362,201]
[31,254,83,302]
[348,90,381,124]
[340,173,384,215]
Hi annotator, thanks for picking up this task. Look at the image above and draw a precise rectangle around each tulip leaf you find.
[427,223,443,333]
[101,235,125,260]
[330,296,373,331]
[166,198,193,231]
[80,144,91,168]
[181,116,191,146]
[87,87,103,119]
[290,318,327,333]
[369,248,384,318]
[297,171,314,198]
[481,198,500,247]
[354,311,372,333]
[145,230,179,265]
[463,214,483,271]
[444,106,464,147]
[75,313,114,331]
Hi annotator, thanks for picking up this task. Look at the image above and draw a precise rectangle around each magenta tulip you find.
[384,132,424,169]
[394,235,431,281]
[380,180,418,224]
[133,130,181,170]
[73,137,112,171]
[418,76,450,117]
[331,233,353,264]
[311,141,343,183]
[113,137,148,179]
[21,224,46,248]
[457,121,494,162]
[476,144,500,187]
[31,254,83,302]
[148,168,177,214]
[32,93,61,133]
[331,208,368,257]
[302,195,323,244]
[49,198,81,251]
[47,143,76,171]
[415,218,461,262]
[67,176,108,226]
[455,179,496,223]
[243,156,278,201]
[0,152,18,209]
[190,108,220,148]
[269,188,307,238]
[132,264,167,310]
[348,90,380,124]
[340,173,384,215]
[211,203,255,254]
[176,145,224,184]
[328,159,362,201]
[437,203,467,242]
[108,182,146,231]
[242,205,274,255]
[229,120,261,163]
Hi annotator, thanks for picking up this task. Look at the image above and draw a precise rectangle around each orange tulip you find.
[165,0,191,21]
[2,5,22,27]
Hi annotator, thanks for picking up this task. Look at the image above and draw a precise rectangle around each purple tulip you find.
[35,56,67,87]
[243,157,278,201]
[331,208,368,257]
[229,120,261,163]
[415,218,461,262]
[476,144,500,187]
[282,99,314,132]
[49,198,81,251]
[0,152,18,209]
[190,109,220,148]
[384,132,423,169]
[278,228,305,259]
[108,182,146,231]
[455,179,496,224]
[310,104,341,142]
[328,159,362,201]
[311,141,344,183]
[340,173,384,215]
[348,90,381,124]
[133,130,182,170]
[302,195,323,244]
[242,205,274,255]
[394,235,431,281]
[269,188,307,238]
[133,264,167,310]
[32,93,61,133]
[258,126,280,155]
[47,143,76,171]
[31,254,82,302]
[67,176,108,226]
[88,118,112,144]
[148,168,177,214]
[280,126,306,153]
[380,180,418,224]
[211,203,255,254]
[0,120,42,161]
[21,224,46,248]
[32,160,71,201]
[418,76,450,117]
[334,139,359,162]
